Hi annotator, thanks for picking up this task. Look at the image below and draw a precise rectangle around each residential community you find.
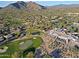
[0,1,79,58]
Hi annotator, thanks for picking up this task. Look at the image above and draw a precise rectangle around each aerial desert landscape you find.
[0,1,79,58]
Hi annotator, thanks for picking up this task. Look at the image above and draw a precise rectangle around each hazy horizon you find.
[0,1,79,7]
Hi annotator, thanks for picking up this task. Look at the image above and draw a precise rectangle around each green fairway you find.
[0,36,43,58]
[19,40,33,50]
[0,41,20,58]
[32,37,42,48]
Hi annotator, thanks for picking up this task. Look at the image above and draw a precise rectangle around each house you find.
[31,32,40,35]
[71,33,79,39]
[34,48,43,58]
[47,29,78,44]
[7,33,17,41]
[50,49,61,58]
[0,36,5,42]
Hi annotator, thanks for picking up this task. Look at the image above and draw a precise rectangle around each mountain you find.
[0,7,2,9]
[26,1,46,10]
[4,1,46,10]
[2,1,79,10]
[5,1,27,9]
[47,4,79,9]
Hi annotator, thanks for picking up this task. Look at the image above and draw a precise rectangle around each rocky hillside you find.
[3,1,46,11]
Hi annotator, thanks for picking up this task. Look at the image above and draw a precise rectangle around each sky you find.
[0,1,79,7]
